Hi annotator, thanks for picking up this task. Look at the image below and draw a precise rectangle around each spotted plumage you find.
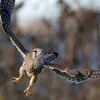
[1,0,100,97]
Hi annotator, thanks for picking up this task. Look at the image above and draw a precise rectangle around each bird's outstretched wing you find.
[1,0,29,58]
[43,52,58,62]
[44,62,100,84]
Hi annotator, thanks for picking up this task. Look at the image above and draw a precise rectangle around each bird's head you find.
[31,48,44,59]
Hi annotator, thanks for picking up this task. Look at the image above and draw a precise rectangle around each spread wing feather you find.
[43,52,58,62]
[44,62,100,84]
[1,0,29,57]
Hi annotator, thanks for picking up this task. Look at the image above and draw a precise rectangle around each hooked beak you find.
[37,50,43,55]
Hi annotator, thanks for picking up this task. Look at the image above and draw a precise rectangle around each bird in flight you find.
[1,0,100,97]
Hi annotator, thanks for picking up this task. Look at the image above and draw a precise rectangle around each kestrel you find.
[1,0,100,97]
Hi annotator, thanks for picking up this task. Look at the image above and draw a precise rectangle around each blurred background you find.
[0,0,100,100]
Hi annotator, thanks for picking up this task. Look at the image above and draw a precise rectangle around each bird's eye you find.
[34,50,37,53]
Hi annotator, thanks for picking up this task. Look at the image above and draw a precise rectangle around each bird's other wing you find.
[44,62,100,84]
[43,52,58,62]
[1,0,29,58]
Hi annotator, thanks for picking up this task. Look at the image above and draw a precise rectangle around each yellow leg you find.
[24,85,31,97]
[11,67,26,83]
[24,75,38,96]
[11,76,22,83]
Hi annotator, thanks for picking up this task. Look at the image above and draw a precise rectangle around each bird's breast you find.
[24,58,44,75]
[30,65,43,75]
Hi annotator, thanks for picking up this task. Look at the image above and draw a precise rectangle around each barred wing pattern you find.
[44,62,100,84]
[43,52,58,62]
[1,0,29,57]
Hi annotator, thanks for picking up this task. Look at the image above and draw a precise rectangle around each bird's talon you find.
[24,88,31,96]
[11,77,22,83]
